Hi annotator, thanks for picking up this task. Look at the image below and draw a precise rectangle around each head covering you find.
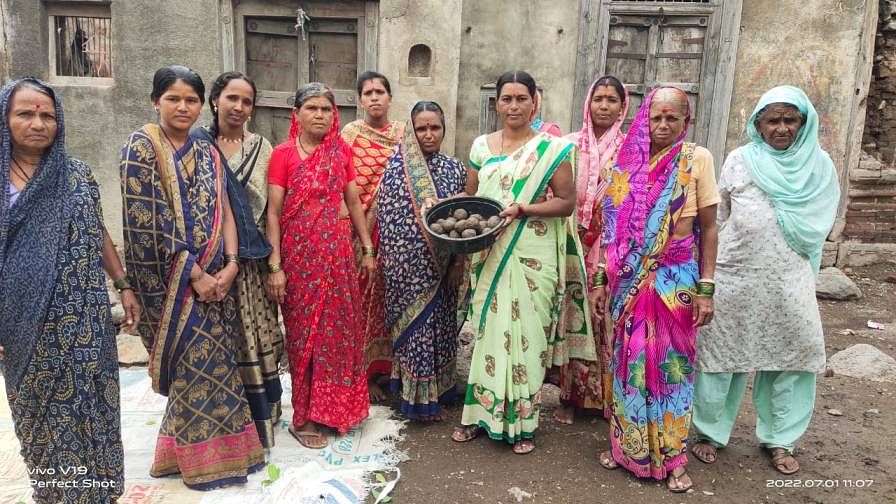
[742,85,840,274]
[0,78,73,389]
[570,76,629,228]
[282,83,349,221]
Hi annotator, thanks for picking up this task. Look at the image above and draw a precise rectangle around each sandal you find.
[691,440,718,464]
[666,466,693,493]
[768,447,800,475]
[451,425,482,443]
[512,439,535,455]
[289,425,328,449]
[598,450,619,470]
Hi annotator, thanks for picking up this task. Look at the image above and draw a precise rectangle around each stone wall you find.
[852,0,896,244]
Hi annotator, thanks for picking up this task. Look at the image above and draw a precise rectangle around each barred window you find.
[47,4,112,80]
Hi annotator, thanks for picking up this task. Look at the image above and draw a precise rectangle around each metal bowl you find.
[423,196,505,254]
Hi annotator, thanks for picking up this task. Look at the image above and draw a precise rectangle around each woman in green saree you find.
[451,70,595,454]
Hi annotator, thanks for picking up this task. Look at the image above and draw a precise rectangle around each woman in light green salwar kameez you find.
[450,70,595,454]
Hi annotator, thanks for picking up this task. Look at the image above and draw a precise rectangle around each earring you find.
[212,105,218,113]
[247,115,252,122]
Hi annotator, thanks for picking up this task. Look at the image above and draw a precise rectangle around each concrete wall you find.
[377,0,462,155]
[726,0,873,185]
[2,0,221,241]
[454,1,581,163]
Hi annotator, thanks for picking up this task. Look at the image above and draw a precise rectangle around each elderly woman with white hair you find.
[691,86,840,475]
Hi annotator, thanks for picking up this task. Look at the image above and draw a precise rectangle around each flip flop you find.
[289,425,328,449]
[768,447,800,475]
[667,467,693,493]
[598,451,619,470]
[691,440,718,464]
[451,425,482,443]
[512,439,535,455]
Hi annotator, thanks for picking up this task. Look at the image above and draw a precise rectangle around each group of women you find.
[0,59,840,501]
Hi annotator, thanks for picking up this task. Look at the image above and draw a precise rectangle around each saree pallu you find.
[377,143,467,418]
[341,120,403,377]
[602,142,699,480]
[461,134,594,443]
[1,158,123,504]
[225,133,283,449]
[121,125,264,490]
[278,140,369,434]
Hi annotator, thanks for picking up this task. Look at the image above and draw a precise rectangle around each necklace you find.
[217,133,244,144]
[11,158,35,183]
[159,125,183,151]
[297,136,319,156]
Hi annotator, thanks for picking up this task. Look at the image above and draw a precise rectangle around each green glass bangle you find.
[696,281,715,297]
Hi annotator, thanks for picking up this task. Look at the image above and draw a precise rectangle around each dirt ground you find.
[391,263,896,504]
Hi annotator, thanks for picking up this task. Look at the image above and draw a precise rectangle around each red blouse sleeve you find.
[342,143,357,185]
[268,143,294,188]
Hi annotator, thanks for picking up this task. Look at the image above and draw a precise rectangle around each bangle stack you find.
[113,276,133,292]
[224,254,239,265]
[268,262,283,273]
[696,278,715,297]
[362,246,376,257]
[591,269,608,288]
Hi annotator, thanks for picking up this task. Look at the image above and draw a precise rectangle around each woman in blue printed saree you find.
[377,101,466,420]
[121,66,264,490]
[451,71,594,454]
[594,87,719,492]
[1,78,138,504]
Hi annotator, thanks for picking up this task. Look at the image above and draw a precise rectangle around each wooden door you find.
[232,1,378,145]
[573,0,742,164]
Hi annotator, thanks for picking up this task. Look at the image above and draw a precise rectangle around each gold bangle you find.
[362,246,376,257]
[268,262,283,273]
[224,254,239,265]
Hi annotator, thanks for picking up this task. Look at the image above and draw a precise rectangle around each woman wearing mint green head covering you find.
[691,86,840,476]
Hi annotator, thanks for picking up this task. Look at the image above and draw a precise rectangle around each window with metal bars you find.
[51,15,112,78]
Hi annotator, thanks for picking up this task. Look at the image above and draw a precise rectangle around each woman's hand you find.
[119,289,142,332]
[693,296,714,327]
[360,255,377,286]
[266,270,286,305]
[422,197,439,213]
[191,272,218,303]
[214,263,239,300]
[0,345,5,360]
[446,258,466,289]
[589,285,608,319]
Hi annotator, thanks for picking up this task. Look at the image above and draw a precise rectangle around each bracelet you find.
[698,278,715,284]
[362,246,376,257]
[113,276,132,292]
[596,262,607,271]
[224,254,239,265]
[591,270,608,288]
[696,281,715,297]
[268,262,283,273]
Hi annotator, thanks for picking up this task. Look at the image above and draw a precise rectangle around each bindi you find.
[33,103,41,110]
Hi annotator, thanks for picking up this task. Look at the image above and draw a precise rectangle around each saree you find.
[341,119,403,377]
[558,77,630,415]
[275,115,369,434]
[198,128,284,449]
[461,133,594,442]
[121,124,264,490]
[377,123,467,418]
[601,89,700,480]
[0,78,123,503]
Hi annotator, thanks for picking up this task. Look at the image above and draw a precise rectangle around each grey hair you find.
[294,82,335,109]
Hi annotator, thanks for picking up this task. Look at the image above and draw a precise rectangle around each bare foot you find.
[419,409,448,422]
[368,381,387,402]
[691,441,718,464]
[667,466,693,493]
[552,405,574,425]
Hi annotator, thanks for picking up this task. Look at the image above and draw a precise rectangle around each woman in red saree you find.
[340,71,403,401]
[266,83,375,449]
